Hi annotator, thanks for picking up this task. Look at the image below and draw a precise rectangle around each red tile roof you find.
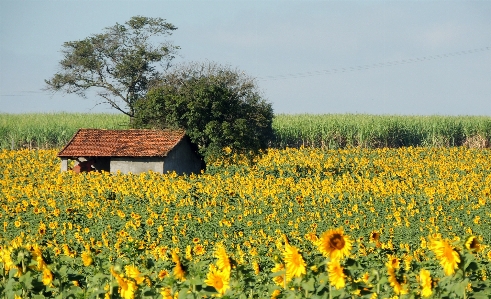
[58,129,187,157]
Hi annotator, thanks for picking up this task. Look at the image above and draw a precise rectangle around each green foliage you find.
[44,16,179,118]
[272,114,491,149]
[0,113,128,150]
[133,62,275,161]
[1,113,491,150]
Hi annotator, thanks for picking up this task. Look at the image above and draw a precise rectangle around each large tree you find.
[45,16,179,120]
[134,61,275,161]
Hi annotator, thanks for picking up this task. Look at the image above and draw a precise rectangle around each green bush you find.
[134,61,275,162]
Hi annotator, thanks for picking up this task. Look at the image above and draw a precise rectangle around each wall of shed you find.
[60,158,68,172]
[110,158,164,174]
[163,139,202,175]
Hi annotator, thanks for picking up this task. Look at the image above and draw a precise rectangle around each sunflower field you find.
[1,147,491,299]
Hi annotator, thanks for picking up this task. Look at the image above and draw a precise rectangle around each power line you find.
[256,46,491,81]
[2,46,490,97]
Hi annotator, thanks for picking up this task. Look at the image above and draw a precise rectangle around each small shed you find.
[58,129,203,175]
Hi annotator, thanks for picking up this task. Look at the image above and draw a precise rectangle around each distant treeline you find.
[1,112,490,150]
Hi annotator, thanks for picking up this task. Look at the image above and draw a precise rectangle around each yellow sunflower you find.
[465,236,481,252]
[185,245,193,261]
[81,251,93,267]
[271,289,282,299]
[283,244,306,279]
[120,278,137,299]
[125,265,145,285]
[271,263,286,286]
[419,269,432,297]
[29,244,45,270]
[205,264,230,296]
[385,256,407,295]
[252,261,260,275]
[327,259,346,290]
[386,267,407,295]
[160,288,173,299]
[428,236,461,276]
[214,244,231,273]
[42,267,54,286]
[317,228,352,260]
[110,267,137,299]
[386,254,400,270]
[158,269,169,280]
[171,251,186,281]
[369,231,380,242]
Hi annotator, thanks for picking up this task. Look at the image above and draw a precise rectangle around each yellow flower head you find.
[29,244,46,270]
[386,255,400,270]
[429,236,461,276]
[283,244,306,279]
[419,269,432,297]
[173,260,186,281]
[317,228,352,259]
[465,236,481,252]
[214,244,231,273]
[120,278,137,299]
[252,261,260,275]
[81,251,93,267]
[387,266,407,295]
[185,245,192,261]
[327,259,346,290]
[271,289,282,299]
[111,267,125,285]
[317,228,352,260]
[271,263,286,286]
[193,244,206,256]
[205,264,230,296]
[125,265,145,285]
[42,267,54,286]
[369,231,380,242]
[161,288,173,299]
[171,250,180,264]
[111,267,137,299]
[158,269,169,280]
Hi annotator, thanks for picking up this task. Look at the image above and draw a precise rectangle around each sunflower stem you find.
[110,267,113,296]
[375,271,380,294]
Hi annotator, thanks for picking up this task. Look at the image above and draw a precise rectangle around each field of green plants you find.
[1,113,490,150]
[273,114,491,149]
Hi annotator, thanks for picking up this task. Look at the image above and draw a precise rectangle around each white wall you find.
[110,157,164,174]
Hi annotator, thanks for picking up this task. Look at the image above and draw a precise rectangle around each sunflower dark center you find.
[329,234,345,250]
[371,232,380,241]
[470,238,479,249]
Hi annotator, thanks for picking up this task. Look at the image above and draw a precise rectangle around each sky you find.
[1,0,490,116]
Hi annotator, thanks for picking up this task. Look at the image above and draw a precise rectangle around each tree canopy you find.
[45,16,179,119]
[134,61,275,161]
